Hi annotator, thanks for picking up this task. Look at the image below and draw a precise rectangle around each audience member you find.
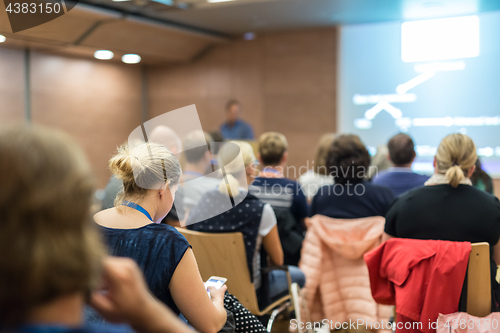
[367,145,391,180]
[384,133,500,307]
[94,142,228,333]
[183,131,221,212]
[101,125,183,211]
[471,158,495,194]
[372,133,428,196]
[311,134,395,218]
[149,126,186,226]
[208,129,225,170]
[187,141,305,304]
[220,100,254,140]
[298,134,335,201]
[250,132,308,265]
[0,125,193,333]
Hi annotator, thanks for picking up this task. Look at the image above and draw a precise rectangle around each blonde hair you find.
[314,134,336,175]
[435,133,477,188]
[0,125,105,326]
[258,132,288,166]
[109,142,181,207]
[218,141,255,197]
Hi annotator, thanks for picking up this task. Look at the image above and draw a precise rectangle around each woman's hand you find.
[208,285,227,303]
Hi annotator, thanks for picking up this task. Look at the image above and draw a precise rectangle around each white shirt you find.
[253,203,277,289]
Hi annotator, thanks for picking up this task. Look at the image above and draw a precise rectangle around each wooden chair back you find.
[176,228,261,314]
[467,242,491,317]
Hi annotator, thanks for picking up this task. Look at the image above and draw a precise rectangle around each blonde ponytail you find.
[217,141,256,198]
[219,174,240,197]
[445,165,465,188]
[435,133,477,188]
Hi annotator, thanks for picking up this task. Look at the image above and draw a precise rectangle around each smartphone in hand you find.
[204,276,227,298]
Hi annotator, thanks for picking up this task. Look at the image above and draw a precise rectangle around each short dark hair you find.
[388,133,415,166]
[326,134,370,184]
[208,130,225,155]
[225,99,240,111]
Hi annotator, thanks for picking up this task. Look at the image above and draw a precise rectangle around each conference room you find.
[1,0,500,332]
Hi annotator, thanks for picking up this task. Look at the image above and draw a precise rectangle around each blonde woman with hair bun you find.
[384,133,500,305]
[188,141,306,309]
[93,142,229,333]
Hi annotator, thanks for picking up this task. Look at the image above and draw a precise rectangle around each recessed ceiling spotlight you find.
[94,50,114,60]
[0,35,6,43]
[243,32,255,41]
[122,54,141,64]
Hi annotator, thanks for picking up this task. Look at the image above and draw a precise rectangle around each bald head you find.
[149,126,182,154]
[388,133,416,167]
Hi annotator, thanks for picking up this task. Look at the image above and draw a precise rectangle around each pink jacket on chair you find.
[299,215,392,325]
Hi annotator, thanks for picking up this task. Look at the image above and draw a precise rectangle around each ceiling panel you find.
[80,18,221,61]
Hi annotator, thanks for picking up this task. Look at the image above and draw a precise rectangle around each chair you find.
[290,283,314,333]
[177,228,292,331]
[466,242,491,317]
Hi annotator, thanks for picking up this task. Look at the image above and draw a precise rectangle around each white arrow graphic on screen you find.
[364,101,403,120]
[396,71,435,94]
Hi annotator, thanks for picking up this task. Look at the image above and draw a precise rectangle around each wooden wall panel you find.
[149,28,337,178]
[0,48,25,123]
[30,52,142,188]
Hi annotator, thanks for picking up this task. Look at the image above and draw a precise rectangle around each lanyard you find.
[122,200,154,223]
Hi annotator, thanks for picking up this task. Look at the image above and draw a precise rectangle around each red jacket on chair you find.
[364,238,471,333]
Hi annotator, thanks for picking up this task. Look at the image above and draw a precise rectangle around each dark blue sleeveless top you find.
[100,224,191,315]
[187,190,265,280]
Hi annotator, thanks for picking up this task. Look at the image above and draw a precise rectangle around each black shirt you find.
[311,182,395,218]
[385,184,500,247]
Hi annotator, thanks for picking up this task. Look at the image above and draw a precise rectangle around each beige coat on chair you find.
[299,215,392,326]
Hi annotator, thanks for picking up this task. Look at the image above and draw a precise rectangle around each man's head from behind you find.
[258,132,288,167]
[183,130,214,166]
[149,125,182,155]
[225,99,241,124]
[387,133,416,167]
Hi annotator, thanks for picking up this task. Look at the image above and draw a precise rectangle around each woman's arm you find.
[169,248,227,333]
[263,226,284,266]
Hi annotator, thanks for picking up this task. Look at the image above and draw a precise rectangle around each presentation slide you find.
[339,12,500,176]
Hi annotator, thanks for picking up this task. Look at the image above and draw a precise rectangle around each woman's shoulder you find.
[103,223,188,243]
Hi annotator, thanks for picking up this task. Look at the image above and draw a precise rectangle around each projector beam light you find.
[122,54,141,64]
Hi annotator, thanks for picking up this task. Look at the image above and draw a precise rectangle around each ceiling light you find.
[0,35,6,43]
[94,50,114,60]
[122,54,141,64]
[207,0,234,3]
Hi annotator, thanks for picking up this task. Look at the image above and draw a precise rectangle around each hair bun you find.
[109,145,144,183]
